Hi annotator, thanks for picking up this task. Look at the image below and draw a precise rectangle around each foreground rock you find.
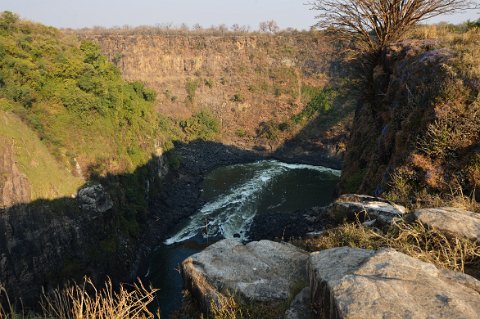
[309,247,480,318]
[411,207,480,242]
[328,194,406,226]
[181,239,308,311]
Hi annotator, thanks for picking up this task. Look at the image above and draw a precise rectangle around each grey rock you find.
[306,230,325,238]
[412,207,480,242]
[284,287,312,319]
[77,184,113,213]
[308,247,480,319]
[0,137,31,208]
[181,239,308,312]
[328,194,406,226]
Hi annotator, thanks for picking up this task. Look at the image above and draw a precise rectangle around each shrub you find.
[0,11,19,32]
[180,110,220,141]
[185,78,200,104]
[0,16,160,174]
[231,93,245,103]
[278,122,290,132]
[292,88,333,124]
[256,121,279,142]
[466,19,480,30]
[235,128,247,138]
[204,78,214,88]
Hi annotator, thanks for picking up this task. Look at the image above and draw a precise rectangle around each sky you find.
[0,0,478,30]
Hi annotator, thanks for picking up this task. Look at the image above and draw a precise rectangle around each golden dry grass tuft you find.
[297,220,480,275]
[172,290,290,319]
[0,278,158,319]
[40,277,158,319]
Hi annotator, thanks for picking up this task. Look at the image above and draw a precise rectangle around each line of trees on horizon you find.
[64,19,310,36]
[65,18,480,38]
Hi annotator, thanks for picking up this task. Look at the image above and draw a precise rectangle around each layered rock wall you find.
[83,32,349,152]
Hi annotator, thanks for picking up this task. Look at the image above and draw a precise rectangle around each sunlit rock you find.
[309,247,480,319]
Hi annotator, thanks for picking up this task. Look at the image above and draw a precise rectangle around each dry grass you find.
[209,295,243,319]
[209,295,287,319]
[297,219,480,274]
[0,285,23,319]
[410,25,480,79]
[0,285,41,319]
[40,277,158,319]
[0,278,158,319]
[173,290,289,319]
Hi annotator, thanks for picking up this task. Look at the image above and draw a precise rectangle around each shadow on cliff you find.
[0,139,262,309]
[0,115,347,308]
[273,92,355,171]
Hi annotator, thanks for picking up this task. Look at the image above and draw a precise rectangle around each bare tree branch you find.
[309,0,479,52]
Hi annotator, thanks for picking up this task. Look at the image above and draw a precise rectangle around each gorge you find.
[0,9,479,319]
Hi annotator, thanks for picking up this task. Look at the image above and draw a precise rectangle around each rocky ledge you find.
[181,239,308,312]
[181,195,480,318]
[308,247,480,318]
[182,241,480,319]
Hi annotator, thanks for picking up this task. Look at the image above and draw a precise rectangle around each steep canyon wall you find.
[84,32,351,153]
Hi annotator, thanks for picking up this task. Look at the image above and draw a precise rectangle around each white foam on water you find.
[164,160,340,245]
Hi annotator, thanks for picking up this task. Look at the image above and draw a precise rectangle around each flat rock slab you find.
[412,207,480,242]
[182,239,308,311]
[308,247,480,319]
[328,194,406,226]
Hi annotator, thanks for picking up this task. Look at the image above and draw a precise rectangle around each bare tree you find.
[259,20,280,33]
[310,0,478,52]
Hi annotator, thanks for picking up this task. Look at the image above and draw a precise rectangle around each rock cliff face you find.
[0,155,168,305]
[0,200,97,303]
[0,136,30,208]
[83,32,351,154]
[339,39,480,209]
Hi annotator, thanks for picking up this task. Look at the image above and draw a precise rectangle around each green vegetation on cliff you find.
[0,11,158,182]
[0,12,169,295]
[0,110,83,200]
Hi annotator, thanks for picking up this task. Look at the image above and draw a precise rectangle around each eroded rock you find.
[308,247,480,319]
[0,137,31,208]
[77,184,113,213]
[412,207,480,242]
[328,194,406,226]
[181,239,308,312]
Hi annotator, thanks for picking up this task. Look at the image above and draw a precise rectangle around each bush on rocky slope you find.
[0,11,159,182]
[339,27,480,212]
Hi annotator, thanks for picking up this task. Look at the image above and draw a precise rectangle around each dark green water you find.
[147,160,340,318]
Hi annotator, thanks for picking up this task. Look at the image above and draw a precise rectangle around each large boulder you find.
[181,239,309,312]
[77,184,113,213]
[328,194,406,226]
[411,207,480,242]
[308,247,480,319]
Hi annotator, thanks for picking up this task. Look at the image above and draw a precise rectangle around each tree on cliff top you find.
[309,0,479,52]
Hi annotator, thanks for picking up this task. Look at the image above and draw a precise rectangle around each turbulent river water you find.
[146,160,341,318]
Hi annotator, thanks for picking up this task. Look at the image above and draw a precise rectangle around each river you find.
[146,160,340,318]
